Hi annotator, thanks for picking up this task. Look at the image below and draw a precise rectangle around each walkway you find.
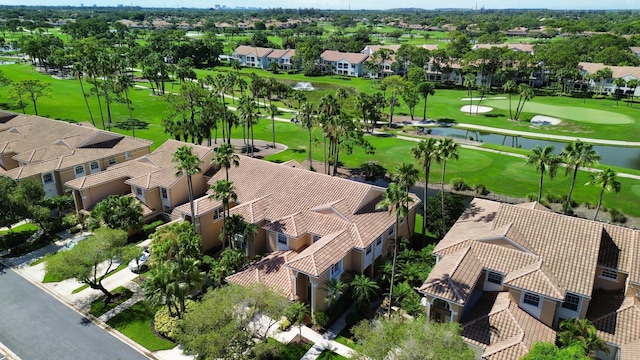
[298,302,359,359]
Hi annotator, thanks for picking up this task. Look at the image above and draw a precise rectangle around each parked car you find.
[128,248,150,273]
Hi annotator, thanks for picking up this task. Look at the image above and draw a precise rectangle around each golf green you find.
[484,100,634,124]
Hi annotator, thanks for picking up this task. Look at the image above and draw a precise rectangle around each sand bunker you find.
[460,96,506,101]
[460,105,493,114]
[530,115,561,125]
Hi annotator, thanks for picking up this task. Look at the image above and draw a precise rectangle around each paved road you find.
[0,267,149,360]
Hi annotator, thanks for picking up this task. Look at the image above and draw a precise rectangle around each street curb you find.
[0,340,21,360]
[6,261,158,360]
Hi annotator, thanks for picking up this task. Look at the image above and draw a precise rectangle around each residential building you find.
[266,48,297,71]
[0,112,151,199]
[320,50,369,77]
[232,45,274,69]
[578,62,640,96]
[172,155,419,314]
[418,198,640,359]
[65,139,212,222]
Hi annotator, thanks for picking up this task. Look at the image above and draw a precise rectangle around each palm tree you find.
[587,168,621,220]
[464,73,476,115]
[288,302,309,341]
[410,138,439,243]
[299,102,315,171]
[526,145,561,203]
[561,140,600,213]
[212,143,239,182]
[323,278,347,311]
[613,77,627,107]
[351,274,379,306]
[268,104,278,149]
[71,61,95,127]
[558,318,610,358]
[375,182,412,315]
[502,80,516,120]
[417,81,436,120]
[436,138,459,236]
[392,163,418,234]
[209,180,237,249]
[293,90,307,113]
[173,146,202,233]
[336,87,348,107]
[115,73,136,137]
[143,262,179,316]
[239,95,259,157]
[514,84,535,121]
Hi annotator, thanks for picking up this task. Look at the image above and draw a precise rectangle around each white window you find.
[312,234,321,243]
[135,187,143,196]
[108,157,116,166]
[376,236,383,246]
[330,260,343,278]
[366,245,372,255]
[90,161,100,171]
[42,173,54,184]
[523,292,540,307]
[487,271,503,285]
[601,269,618,280]
[213,207,223,220]
[124,152,131,160]
[75,165,84,175]
[388,226,394,237]
[161,187,168,199]
[562,293,580,311]
[277,233,287,245]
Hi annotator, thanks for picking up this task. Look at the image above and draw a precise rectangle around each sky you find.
[0,0,638,10]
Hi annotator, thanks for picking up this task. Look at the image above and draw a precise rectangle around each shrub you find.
[450,178,471,191]
[153,300,195,340]
[313,311,329,329]
[62,214,78,229]
[143,220,165,237]
[583,201,596,209]
[610,209,627,223]
[345,312,362,327]
[474,184,489,195]
[526,193,537,202]
[545,194,564,203]
[278,318,291,331]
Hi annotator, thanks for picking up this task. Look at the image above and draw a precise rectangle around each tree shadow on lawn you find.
[113,118,150,130]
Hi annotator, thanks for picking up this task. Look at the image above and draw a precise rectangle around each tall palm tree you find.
[71,61,95,127]
[588,168,621,220]
[375,182,412,315]
[392,163,419,234]
[526,145,561,203]
[210,179,237,249]
[502,80,516,119]
[299,102,315,171]
[212,142,239,182]
[436,138,459,236]
[336,87,348,107]
[115,73,136,137]
[268,104,278,149]
[410,138,439,243]
[238,95,259,157]
[464,73,476,115]
[173,146,202,233]
[351,274,379,306]
[561,140,600,213]
[417,81,436,120]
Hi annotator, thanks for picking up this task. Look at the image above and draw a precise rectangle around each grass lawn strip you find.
[318,350,349,360]
[71,263,128,293]
[266,338,312,360]
[106,302,176,352]
[484,99,634,124]
[89,286,134,317]
[0,223,39,235]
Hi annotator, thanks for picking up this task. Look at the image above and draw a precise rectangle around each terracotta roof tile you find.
[503,260,565,300]
[321,50,369,64]
[593,297,640,348]
[233,45,274,57]
[226,250,298,301]
[286,229,354,277]
[418,246,483,304]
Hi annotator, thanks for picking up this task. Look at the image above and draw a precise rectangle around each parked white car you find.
[128,248,150,273]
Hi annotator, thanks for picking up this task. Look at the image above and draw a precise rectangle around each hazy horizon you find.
[0,0,638,11]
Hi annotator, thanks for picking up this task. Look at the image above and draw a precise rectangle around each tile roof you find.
[426,198,640,303]
[267,49,295,59]
[286,229,356,277]
[66,139,211,190]
[226,250,298,301]
[592,296,640,350]
[462,292,556,360]
[417,246,483,304]
[321,50,369,65]
[578,62,640,80]
[1,114,151,180]
[233,45,274,57]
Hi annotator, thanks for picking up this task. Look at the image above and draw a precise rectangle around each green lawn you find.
[106,302,176,352]
[318,350,349,360]
[89,286,134,317]
[484,99,634,124]
[266,338,312,360]
[0,222,39,235]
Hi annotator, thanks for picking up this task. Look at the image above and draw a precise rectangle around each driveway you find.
[0,267,149,360]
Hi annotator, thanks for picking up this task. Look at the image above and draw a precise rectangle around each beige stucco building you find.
[418,198,640,359]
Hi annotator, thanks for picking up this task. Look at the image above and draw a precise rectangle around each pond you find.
[427,127,640,170]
